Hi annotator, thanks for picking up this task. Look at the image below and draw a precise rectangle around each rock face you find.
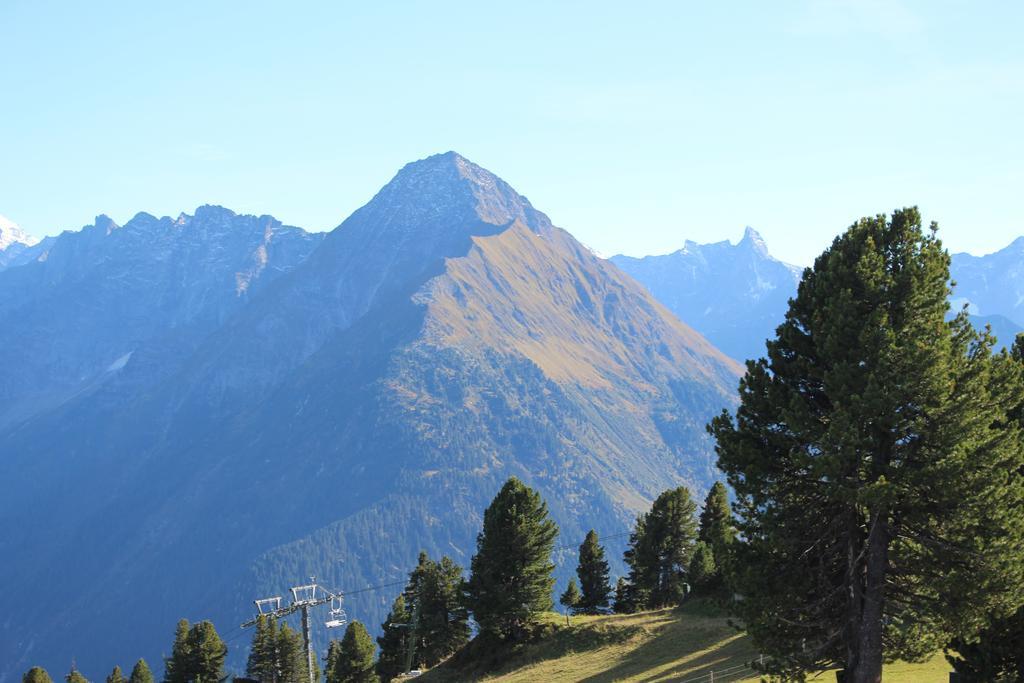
[610,228,803,362]
[0,153,740,677]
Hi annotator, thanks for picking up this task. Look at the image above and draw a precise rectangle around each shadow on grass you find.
[577,613,755,683]
[424,617,649,682]
[420,603,753,683]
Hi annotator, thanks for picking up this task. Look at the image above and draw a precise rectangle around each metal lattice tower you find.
[242,578,348,683]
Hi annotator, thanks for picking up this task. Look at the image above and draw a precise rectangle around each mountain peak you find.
[351,152,553,238]
[738,225,769,255]
[0,214,41,249]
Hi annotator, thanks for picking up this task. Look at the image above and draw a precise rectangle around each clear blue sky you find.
[2,0,1021,265]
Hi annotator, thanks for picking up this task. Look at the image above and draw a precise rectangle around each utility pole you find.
[242,578,348,683]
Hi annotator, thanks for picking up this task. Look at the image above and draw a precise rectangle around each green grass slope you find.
[418,602,953,682]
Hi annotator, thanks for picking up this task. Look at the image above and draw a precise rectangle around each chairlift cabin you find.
[325,596,347,628]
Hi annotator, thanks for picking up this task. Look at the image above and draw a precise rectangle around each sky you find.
[1,0,1022,265]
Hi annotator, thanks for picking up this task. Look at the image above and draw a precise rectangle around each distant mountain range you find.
[613,229,1024,363]
[610,228,802,363]
[0,154,740,677]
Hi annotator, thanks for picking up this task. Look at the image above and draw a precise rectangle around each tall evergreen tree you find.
[559,578,581,614]
[164,619,191,683]
[405,553,469,668]
[165,619,227,683]
[466,477,559,640]
[327,621,379,683]
[64,668,88,683]
[694,482,734,591]
[697,483,734,554]
[324,640,341,683]
[710,208,1024,682]
[612,577,632,614]
[575,529,612,615]
[687,541,717,592]
[104,667,125,683]
[276,622,309,683]
[22,668,53,683]
[376,594,411,682]
[623,486,699,609]
[246,615,279,683]
[184,621,227,683]
[127,660,152,683]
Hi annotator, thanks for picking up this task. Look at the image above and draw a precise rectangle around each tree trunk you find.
[850,511,888,683]
[845,511,863,676]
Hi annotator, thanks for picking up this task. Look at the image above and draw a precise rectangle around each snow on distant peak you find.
[0,214,41,249]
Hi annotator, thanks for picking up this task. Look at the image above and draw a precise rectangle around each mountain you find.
[0,206,324,430]
[950,238,1024,329]
[0,214,54,270]
[0,153,740,678]
[610,228,803,363]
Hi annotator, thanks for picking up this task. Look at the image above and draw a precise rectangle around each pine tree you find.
[612,577,632,614]
[22,668,53,683]
[709,208,1024,682]
[64,668,88,683]
[402,553,469,668]
[559,578,581,614]
[329,621,379,683]
[104,667,125,683]
[125,663,149,683]
[127,660,152,683]
[696,481,734,589]
[324,640,340,682]
[697,482,735,551]
[184,621,228,683]
[246,615,279,682]
[687,541,716,592]
[623,486,699,609]
[376,594,411,682]
[466,477,559,640]
[277,622,309,683]
[164,619,191,683]
[575,529,612,615]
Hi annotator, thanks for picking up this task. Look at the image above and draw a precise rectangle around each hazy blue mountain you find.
[966,313,1023,350]
[0,153,740,678]
[0,207,324,430]
[950,238,1024,329]
[610,228,803,363]
[614,231,1024,361]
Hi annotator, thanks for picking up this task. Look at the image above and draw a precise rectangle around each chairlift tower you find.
[242,577,348,683]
